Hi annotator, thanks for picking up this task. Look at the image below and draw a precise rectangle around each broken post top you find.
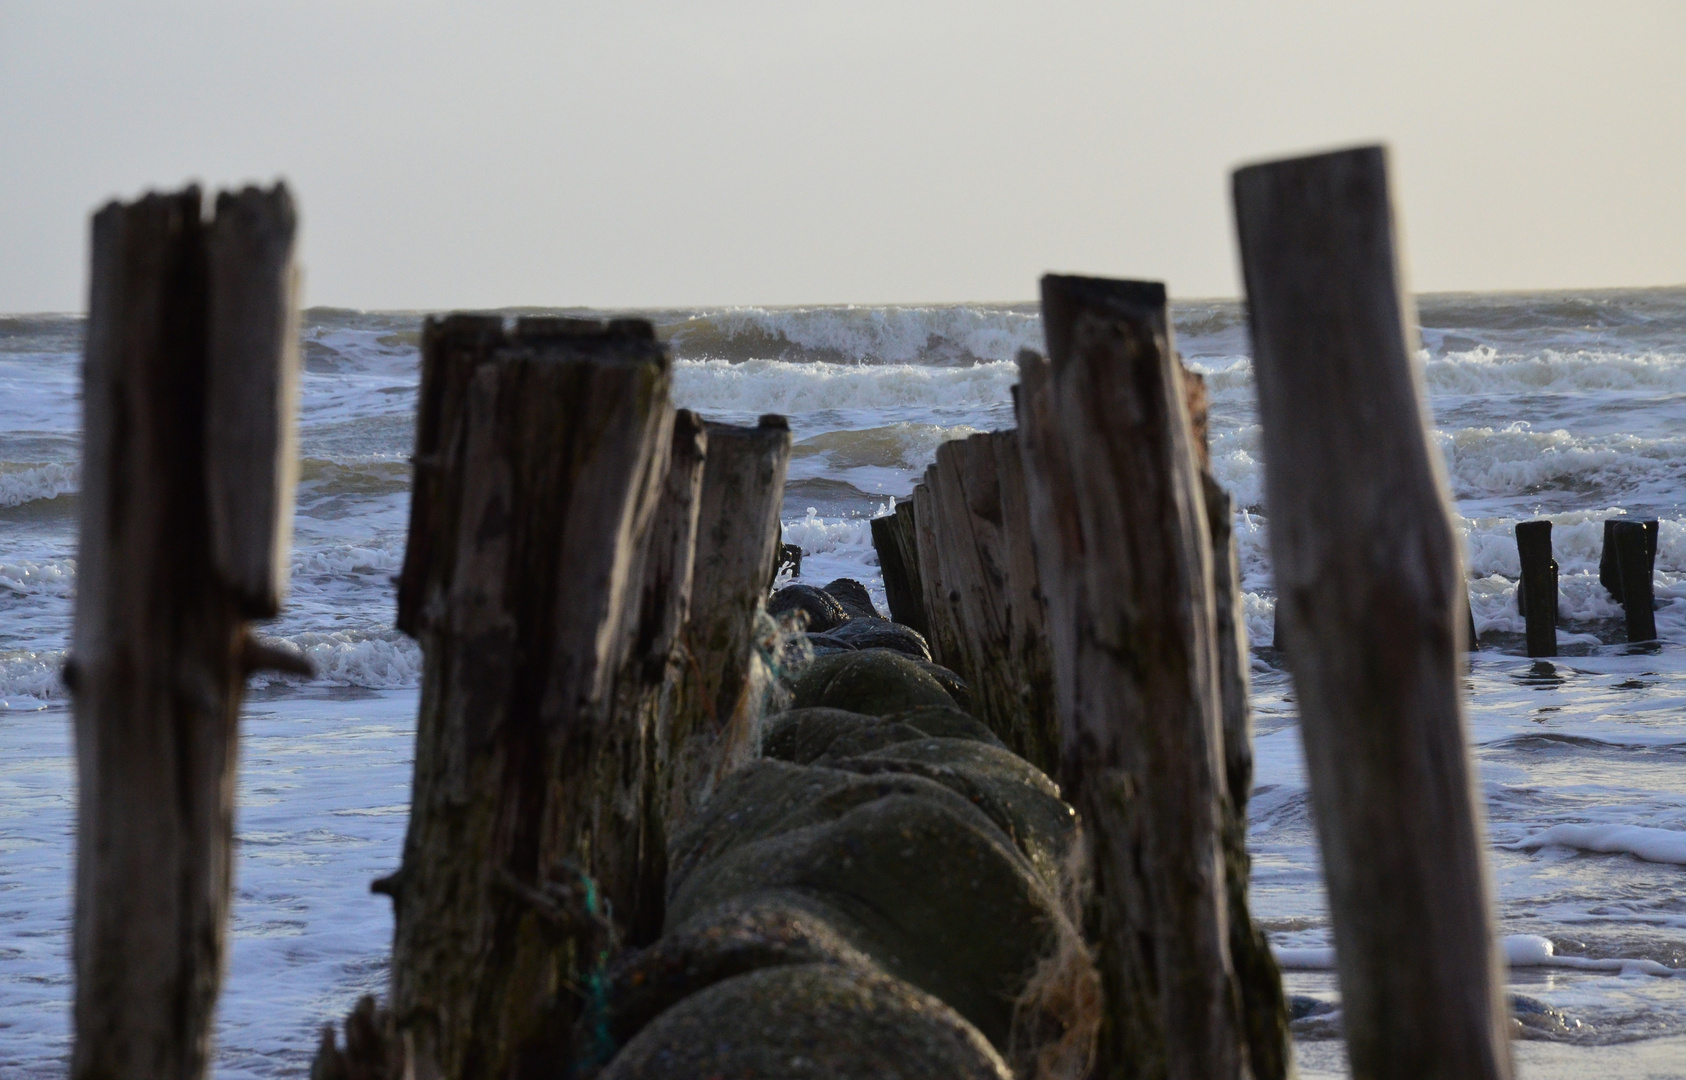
[1039,275,1168,367]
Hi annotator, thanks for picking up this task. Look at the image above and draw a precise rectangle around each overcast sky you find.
[2,1,1682,311]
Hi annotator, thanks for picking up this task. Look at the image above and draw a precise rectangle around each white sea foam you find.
[0,462,78,508]
[1507,824,1686,867]
[667,304,1042,366]
[1275,936,1683,977]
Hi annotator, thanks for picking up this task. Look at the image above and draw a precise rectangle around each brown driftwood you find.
[665,416,792,825]
[71,184,304,1080]
[1014,275,1245,1080]
[1234,145,1511,1080]
[381,315,678,1080]
[910,431,1058,775]
[870,499,929,638]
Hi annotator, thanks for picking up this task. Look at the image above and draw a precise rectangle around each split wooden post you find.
[1611,520,1658,642]
[1514,520,1558,658]
[665,415,792,823]
[870,499,930,638]
[911,432,1059,774]
[383,315,677,1079]
[71,184,305,1080]
[1234,145,1511,1080]
[1599,519,1656,602]
[1015,276,1248,1080]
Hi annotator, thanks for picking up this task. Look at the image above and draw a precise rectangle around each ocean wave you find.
[1507,824,1686,868]
[793,423,984,472]
[664,304,1041,366]
[0,462,79,508]
[1426,347,1686,395]
[672,357,1019,415]
[780,508,883,556]
[1275,935,1683,977]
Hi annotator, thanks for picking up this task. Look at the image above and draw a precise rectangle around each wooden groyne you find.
[65,147,1602,1080]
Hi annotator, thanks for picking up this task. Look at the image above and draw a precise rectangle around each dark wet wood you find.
[1514,520,1558,657]
[1612,520,1658,642]
[1016,276,1246,1080]
[384,316,678,1080]
[72,184,303,1080]
[870,499,929,639]
[1234,144,1511,1080]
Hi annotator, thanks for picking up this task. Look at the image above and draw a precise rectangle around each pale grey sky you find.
[2,1,1682,311]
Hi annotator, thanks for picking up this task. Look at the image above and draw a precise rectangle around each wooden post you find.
[1015,276,1245,1080]
[1611,520,1658,642]
[71,184,305,1080]
[665,415,791,823]
[1234,145,1511,1080]
[1514,520,1558,658]
[870,499,930,638]
[1205,476,1292,1080]
[914,431,1059,775]
[384,315,678,1080]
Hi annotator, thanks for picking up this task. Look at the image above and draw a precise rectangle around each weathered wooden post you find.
[665,415,792,823]
[1599,518,1656,603]
[1234,145,1511,1080]
[1611,520,1658,642]
[71,184,305,1080]
[1514,520,1558,657]
[913,431,1059,774]
[870,499,930,638]
[382,315,678,1079]
[1015,276,1248,1080]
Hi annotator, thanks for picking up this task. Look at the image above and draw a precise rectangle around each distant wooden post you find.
[1514,520,1558,658]
[1015,276,1246,1080]
[1611,521,1658,642]
[665,415,791,822]
[71,184,305,1080]
[916,431,1059,774]
[384,315,677,1079]
[1234,145,1511,1080]
[870,499,930,638]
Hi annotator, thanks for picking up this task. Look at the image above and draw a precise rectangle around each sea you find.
[2,291,1684,1077]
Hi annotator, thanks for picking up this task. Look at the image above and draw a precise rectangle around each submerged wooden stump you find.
[1235,145,1510,1080]
[1611,520,1658,642]
[908,431,1058,776]
[383,315,679,1080]
[71,184,305,1080]
[1015,275,1250,1080]
[1514,520,1558,657]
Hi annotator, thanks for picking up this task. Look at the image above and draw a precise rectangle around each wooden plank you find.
[381,316,678,1079]
[1514,520,1558,657]
[205,185,302,616]
[1233,145,1511,1080]
[917,431,1059,775]
[870,500,928,637]
[665,415,791,824]
[72,185,304,1080]
[1016,275,1244,1080]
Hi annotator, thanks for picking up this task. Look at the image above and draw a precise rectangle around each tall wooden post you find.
[1234,145,1511,1080]
[1611,520,1658,642]
[870,499,930,638]
[1514,520,1558,658]
[71,184,304,1080]
[665,416,792,823]
[1015,276,1245,1080]
[385,315,677,1080]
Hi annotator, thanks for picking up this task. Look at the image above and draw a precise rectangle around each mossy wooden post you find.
[918,431,1058,775]
[666,416,791,823]
[1514,520,1558,658]
[72,184,304,1080]
[870,499,929,638]
[1234,145,1511,1080]
[1611,520,1658,642]
[384,315,677,1080]
[1015,276,1245,1080]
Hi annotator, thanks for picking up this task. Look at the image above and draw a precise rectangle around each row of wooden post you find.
[74,146,1543,1080]
[1516,517,1659,656]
